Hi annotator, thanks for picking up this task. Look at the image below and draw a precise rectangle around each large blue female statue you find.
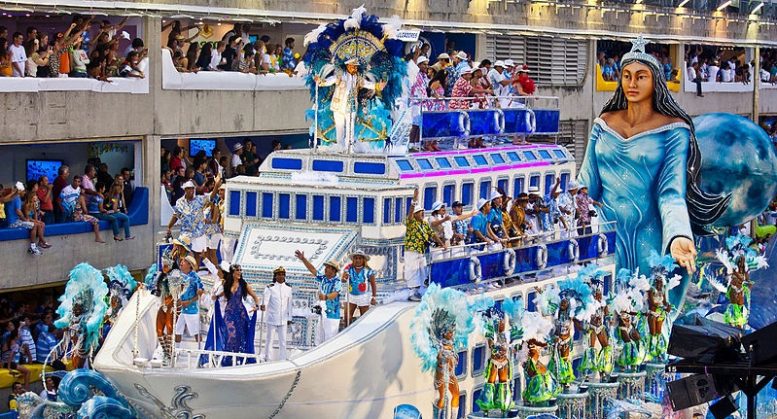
[577,36,730,307]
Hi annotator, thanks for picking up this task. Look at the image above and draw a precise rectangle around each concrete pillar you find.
[753,45,760,122]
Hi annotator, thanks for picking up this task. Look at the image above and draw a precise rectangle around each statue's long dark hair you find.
[600,57,730,233]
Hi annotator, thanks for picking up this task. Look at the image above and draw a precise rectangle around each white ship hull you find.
[95,264,611,419]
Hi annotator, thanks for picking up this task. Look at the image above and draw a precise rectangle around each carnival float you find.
[19,6,777,419]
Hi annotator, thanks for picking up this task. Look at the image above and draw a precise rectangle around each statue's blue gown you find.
[578,118,693,305]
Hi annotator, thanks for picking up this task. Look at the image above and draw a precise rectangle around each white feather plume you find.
[667,274,682,290]
[304,24,327,47]
[716,248,735,274]
[521,311,553,343]
[629,273,651,292]
[381,15,403,39]
[344,5,367,31]
[534,285,560,317]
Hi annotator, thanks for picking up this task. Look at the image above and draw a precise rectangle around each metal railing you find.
[169,347,264,369]
[405,95,559,111]
[428,220,615,261]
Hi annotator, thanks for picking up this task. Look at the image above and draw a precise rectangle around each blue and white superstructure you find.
[92,88,623,419]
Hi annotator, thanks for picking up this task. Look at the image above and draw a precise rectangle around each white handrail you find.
[169,347,264,369]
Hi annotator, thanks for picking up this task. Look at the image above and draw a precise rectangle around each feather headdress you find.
[716,234,768,274]
[410,284,494,372]
[54,263,110,354]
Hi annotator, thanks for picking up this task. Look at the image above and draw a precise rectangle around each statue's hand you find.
[670,236,697,274]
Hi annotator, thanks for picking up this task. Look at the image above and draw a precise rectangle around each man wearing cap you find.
[488,189,507,249]
[175,255,205,347]
[488,61,512,107]
[450,201,477,247]
[315,57,376,151]
[576,184,603,236]
[510,193,530,240]
[341,250,377,324]
[472,198,500,249]
[410,55,430,144]
[431,53,450,72]
[167,173,223,268]
[558,181,579,238]
[449,67,474,110]
[261,267,293,361]
[427,201,453,259]
[295,250,342,341]
[446,51,470,95]
[405,189,444,301]
[525,186,545,236]
[231,143,244,170]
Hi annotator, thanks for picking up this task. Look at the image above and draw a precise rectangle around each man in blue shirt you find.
[488,190,505,245]
[472,198,499,249]
[295,250,342,342]
[174,255,205,346]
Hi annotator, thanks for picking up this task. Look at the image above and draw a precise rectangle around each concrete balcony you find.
[0,188,153,290]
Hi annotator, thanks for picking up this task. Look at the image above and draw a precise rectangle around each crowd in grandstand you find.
[0,16,147,79]
[166,22,300,75]
[0,161,135,255]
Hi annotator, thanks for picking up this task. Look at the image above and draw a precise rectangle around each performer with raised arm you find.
[295,250,342,341]
[315,58,376,151]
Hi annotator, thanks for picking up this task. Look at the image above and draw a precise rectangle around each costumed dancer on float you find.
[539,271,598,389]
[410,283,493,419]
[314,57,375,152]
[475,298,524,415]
[143,242,184,365]
[203,264,259,366]
[341,250,377,327]
[103,264,138,336]
[295,250,343,342]
[714,234,768,329]
[610,270,648,371]
[520,311,559,406]
[304,6,408,153]
[577,35,731,308]
[261,267,293,361]
[174,255,205,348]
[578,266,614,381]
[53,263,109,369]
[644,251,681,362]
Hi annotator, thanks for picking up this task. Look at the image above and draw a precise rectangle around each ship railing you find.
[170,347,264,369]
[424,221,617,291]
[404,95,559,111]
[428,220,614,257]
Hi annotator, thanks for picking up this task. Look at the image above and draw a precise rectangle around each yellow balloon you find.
[294,53,301,59]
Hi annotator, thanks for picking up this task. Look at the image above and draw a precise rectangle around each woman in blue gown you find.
[204,265,260,365]
[577,37,730,307]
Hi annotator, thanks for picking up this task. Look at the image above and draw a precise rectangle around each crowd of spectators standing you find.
[0,160,135,255]
[161,139,288,207]
[166,22,301,75]
[0,16,147,79]
[598,47,675,82]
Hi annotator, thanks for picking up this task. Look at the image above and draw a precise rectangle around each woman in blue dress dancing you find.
[577,36,730,307]
[205,265,260,365]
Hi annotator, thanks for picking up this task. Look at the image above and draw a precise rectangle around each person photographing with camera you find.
[294,250,342,342]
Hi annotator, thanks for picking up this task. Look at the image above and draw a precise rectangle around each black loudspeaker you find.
[666,374,720,411]
[709,395,738,419]
[741,320,777,365]
[668,314,744,364]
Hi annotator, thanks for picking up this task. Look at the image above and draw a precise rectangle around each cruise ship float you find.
[37,6,777,419]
